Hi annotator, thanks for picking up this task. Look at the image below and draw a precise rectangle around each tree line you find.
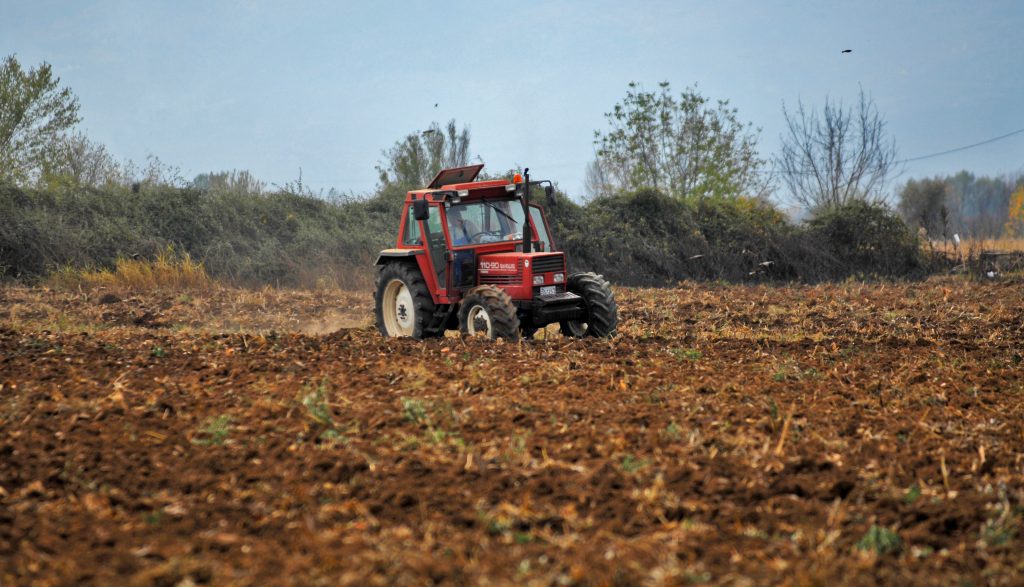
[898,172,1024,242]
[6,53,1016,288]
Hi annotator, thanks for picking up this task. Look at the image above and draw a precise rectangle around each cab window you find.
[529,206,553,252]
[446,199,525,247]
[402,206,422,245]
[426,205,444,235]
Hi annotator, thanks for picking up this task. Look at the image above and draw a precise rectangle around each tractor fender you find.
[374,249,422,265]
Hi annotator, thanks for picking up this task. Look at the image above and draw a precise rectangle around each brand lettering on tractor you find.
[479,261,517,273]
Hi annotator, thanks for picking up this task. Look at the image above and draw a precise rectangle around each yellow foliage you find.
[1005,185,1024,237]
[49,247,212,291]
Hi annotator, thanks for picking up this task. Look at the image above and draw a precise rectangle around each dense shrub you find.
[806,200,926,278]
[0,181,934,289]
[555,188,708,286]
[0,183,395,289]
[554,191,870,285]
[692,196,796,280]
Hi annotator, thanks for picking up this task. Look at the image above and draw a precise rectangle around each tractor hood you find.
[477,252,565,276]
[476,252,567,298]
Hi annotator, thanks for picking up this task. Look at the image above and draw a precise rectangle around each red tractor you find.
[373,164,617,340]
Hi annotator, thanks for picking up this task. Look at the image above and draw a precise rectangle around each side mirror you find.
[413,198,429,221]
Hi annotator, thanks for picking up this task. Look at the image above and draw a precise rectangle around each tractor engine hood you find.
[476,252,567,300]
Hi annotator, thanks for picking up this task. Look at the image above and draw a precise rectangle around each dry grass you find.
[931,236,1024,255]
[48,247,212,291]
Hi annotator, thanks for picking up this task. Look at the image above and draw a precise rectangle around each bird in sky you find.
[841,49,852,53]
[434,103,438,107]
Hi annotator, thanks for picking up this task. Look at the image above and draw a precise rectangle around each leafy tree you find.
[0,54,81,184]
[898,178,950,238]
[588,82,768,200]
[376,119,472,188]
[39,132,125,189]
[777,89,898,211]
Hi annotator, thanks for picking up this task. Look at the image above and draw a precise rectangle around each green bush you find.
[556,188,708,286]
[0,180,937,289]
[807,200,925,278]
[0,182,392,289]
[691,196,804,281]
[554,190,850,285]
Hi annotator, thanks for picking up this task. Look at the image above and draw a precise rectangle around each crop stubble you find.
[1,278,1022,585]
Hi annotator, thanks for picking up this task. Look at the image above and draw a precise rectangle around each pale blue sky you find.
[3,0,1022,200]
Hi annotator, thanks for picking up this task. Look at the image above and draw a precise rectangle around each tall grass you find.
[48,247,212,291]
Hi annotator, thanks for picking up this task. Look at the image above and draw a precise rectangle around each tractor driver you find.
[448,207,479,246]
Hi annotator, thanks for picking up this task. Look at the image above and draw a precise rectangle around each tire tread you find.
[559,272,617,338]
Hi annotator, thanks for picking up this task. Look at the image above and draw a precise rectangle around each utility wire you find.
[261,127,1024,188]
[763,126,1024,177]
[898,127,1024,163]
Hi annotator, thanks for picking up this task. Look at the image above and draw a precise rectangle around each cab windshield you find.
[446,199,527,247]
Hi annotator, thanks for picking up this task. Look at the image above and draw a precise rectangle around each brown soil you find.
[2,278,1022,586]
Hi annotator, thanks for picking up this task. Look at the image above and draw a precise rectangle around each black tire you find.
[374,262,442,339]
[458,285,520,341]
[559,272,617,338]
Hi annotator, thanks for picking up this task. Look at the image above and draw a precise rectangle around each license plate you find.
[540,285,556,297]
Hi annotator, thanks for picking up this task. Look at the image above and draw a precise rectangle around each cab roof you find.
[407,164,514,202]
[427,164,484,188]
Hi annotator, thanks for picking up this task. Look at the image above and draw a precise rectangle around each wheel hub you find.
[383,279,416,336]
[466,306,492,337]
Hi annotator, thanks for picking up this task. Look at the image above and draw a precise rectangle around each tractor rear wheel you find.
[560,272,617,338]
[375,262,440,339]
[458,285,520,341]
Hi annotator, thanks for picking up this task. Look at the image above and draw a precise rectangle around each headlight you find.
[553,273,564,283]
[533,275,544,285]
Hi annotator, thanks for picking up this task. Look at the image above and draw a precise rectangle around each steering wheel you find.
[470,231,501,244]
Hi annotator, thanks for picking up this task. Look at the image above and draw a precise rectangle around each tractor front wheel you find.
[458,285,520,341]
[560,272,617,338]
[375,262,439,339]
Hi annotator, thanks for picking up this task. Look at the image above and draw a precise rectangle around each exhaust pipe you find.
[522,168,531,254]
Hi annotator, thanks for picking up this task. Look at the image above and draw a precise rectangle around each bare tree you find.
[193,169,266,195]
[777,89,898,210]
[121,154,187,189]
[583,159,613,200]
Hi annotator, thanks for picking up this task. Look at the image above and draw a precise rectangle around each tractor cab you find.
[373,165,617,340]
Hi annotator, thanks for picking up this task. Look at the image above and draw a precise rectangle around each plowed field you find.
[2,278,1022,586]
